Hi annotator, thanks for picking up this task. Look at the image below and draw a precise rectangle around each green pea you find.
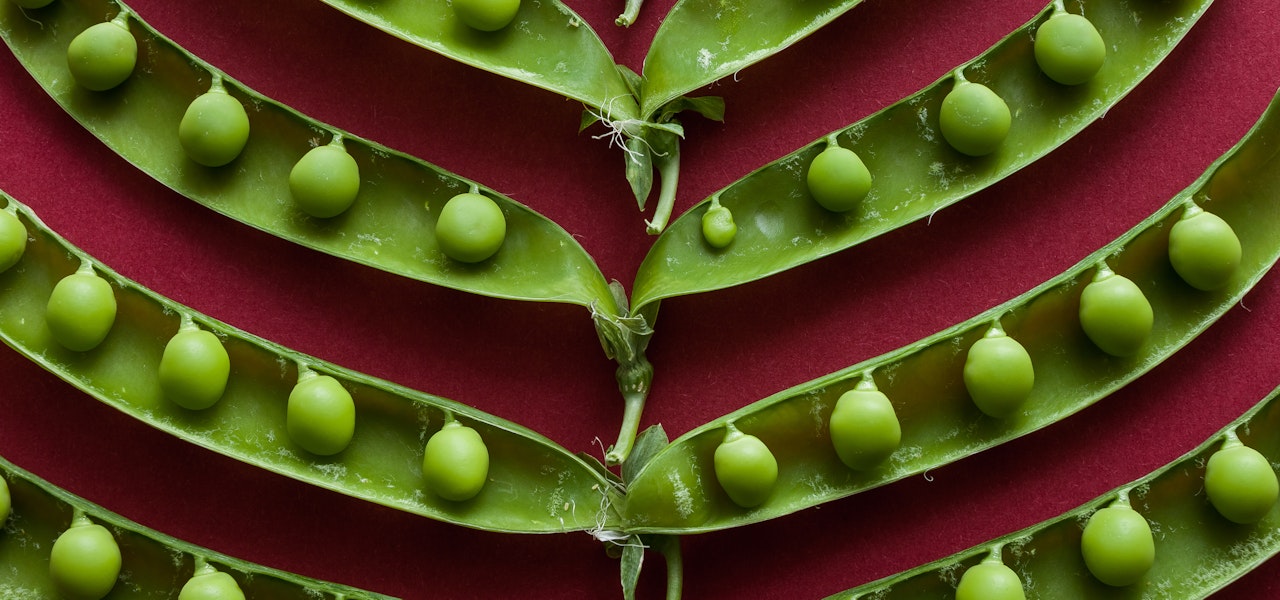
[0,476,10,526]
[1205,437,1279,524]
[1080,501,1155,587]
[11,0,54,8]
[435,192,507,263]
[179,84,250,167]
[0,209,27,273]
[828,379,900,470]
[1168,205,1242,291]
[286,372,356,456]
[1078,266,1153,357]
[805,144,872,212]
[955,554,1025,600]
[1034,11,1106,85]
[66,19,137,92]
[421,419,490,502]
[963,325,1034,418]
[713,423,777,508]
[939,79,1011,157]
[179,562,246,600]
[46,269,117,352]
[289,142,361,219]
[159,327,231,410]
[701,201,737,249]
[453,0,521,32]
[49,515,121,600]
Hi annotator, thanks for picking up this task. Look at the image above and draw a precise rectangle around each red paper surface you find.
[1,0,1279,598]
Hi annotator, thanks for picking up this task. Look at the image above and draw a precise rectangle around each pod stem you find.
[69,509,91,528]
[606,355,652,466]
[952,67,970,85]
[855,369,879,391]
[645,143,681,235]
[1181,198,1205,219]
[327,133,346,150]
[177,313,199,332]
[295,363,317,384]
[824,133,842,148]
[110,8,132,27]
[656,535,684,600]
[1112,487,1134,508]
[984,318,1008,339]
[192,556,215,577]
[1221,427,1244,450]
[616,0,643,27]
[74,257,96,276]
[1092,260,1116,282]
[982,544,1005,565]
[209,73,226,94]
[1051,0,1067,13]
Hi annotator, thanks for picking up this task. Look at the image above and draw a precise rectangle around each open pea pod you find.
[0,193,620,534]
[617,86,1280,534]
[0,0,618,312]
[631,0,1213,310]
[828,382,1280,599]
[0,454,397,598]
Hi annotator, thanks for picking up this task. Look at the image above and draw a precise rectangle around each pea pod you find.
[618,86,1280,534]
[0,453,396,599]
[0,193,619,533]
[631,0,1213,310]
[826,383,1280,599]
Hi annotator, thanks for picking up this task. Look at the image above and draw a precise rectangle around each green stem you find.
[607,355,653,466]
[646,142,681,235]
[659,536,684,600]
[616,0,644,27]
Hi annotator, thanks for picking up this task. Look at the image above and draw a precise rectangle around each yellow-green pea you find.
[46,269,117,352]
[453,0,521,32]
[435,192,507,263]
[939,78,1011,157]
[1205,436,1279,524]
[159,327,231,410]
[1080,500,1155,587]
[805,144,872,212]
[179,83,250,167]
[1168,205,1242,291]
[828,377,900,470]
[0,209,27,273]
[701,199,737,249]
[0,476,9,526]
[179,561,246,600]
[1078,266,1153,357]
[1034,11,1106,85]
[422,419,490,502]
[49,514,121,600]
[963,325,1034,418]
[713,423,777,508]
[289,142,360,219]
[286,372,356,456]
[955,551,1025,600]
[66,18,137,92]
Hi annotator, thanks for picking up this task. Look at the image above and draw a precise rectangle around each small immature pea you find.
[963,323,1034,418]
[1034,9,1106,85]
[289,140,361,219]
[66,17,137,92]
[159,325,231,411]
[178,561,246,600]
[939,75,1011,157]
[1204,434,1279,524]
[179,80,250,167]
[1078,265,1153,357]
[701,196,737,249]
[435,192,507,263]
[1168,204,1242,291]
[453,0,522,32]
[955,549,1025,600]
[1080,497,1155,587]
[805,141,872,212]
[0,209,27,273]
[828,375,900,470]
[713,422,778,509]
[286,371,356,456]
[422,418,490,502]
[46,267,117,352]
[49,514,122,600]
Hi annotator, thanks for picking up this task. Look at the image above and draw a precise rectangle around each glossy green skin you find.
[829,386,1280,599]
[700,204,737,249]
[0,0,619,313]
[0,455,396,598]
[713,429,778,509]
[1205,442,1279,524]
[0,208,27,272]
[1169,207,1242,291]
[178,88,250,167]
[178,568,246,600]
[66,20,137,92]
[622,90,1280,533]
[422,421,490,501]
[49,520,121,600]
[45,271,117,352]
[954,559,1025,600]
[289,143,361,219]
[1034,12,1106,85]
[806,145,872,212]
[1078,272,1153,357]
[1081,504,1154,587]
[159,328,231,410]
[632,0,1213,311]
[939,81,1011,157]
[286,374,356,456]
[453,0,520,32]
[435,192,507,263]
[0,195,616,533]
[963,331,1034,418]
[828,388,900,471]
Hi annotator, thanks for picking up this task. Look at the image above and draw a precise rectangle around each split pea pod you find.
[0,193,620,534]
[826,383,1280,599]
[631,0,1213,310]
[619,86,1280,534]
[0,454,396,599]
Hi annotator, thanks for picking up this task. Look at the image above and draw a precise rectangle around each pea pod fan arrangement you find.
[1,0,1280,598]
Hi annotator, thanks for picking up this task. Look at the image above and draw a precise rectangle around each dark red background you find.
[2,0,1279,597]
